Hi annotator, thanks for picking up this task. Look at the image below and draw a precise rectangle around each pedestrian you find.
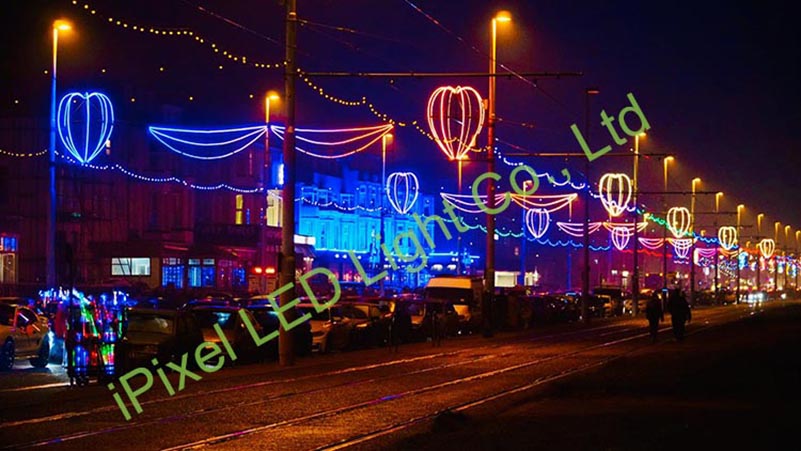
[666,289,691,341]
[645,291,664,343]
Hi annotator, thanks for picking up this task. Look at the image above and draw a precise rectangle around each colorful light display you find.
[426,86,485,160]
[666,206,691,238]
[149,125,267,160]
[556,221,603,237]
[525,208,550,239]
[611,226,632,250]
[57,92,114,164]
[638,237,665,250]
[386,172,419,214]
[669,238,693,259]
[717,226,738,250]
[598,173,632,217]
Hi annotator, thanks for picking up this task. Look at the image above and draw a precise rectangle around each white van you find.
[423,276,483,332]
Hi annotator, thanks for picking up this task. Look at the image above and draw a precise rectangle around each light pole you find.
[48,19,72,288]
[689,177,701,305]
[632,133,645,315]
[714,192,723,300]
[775,221,781,291]
[582,87,599,324]
[784,225,791,291]
[485,10,511,337]
[662,156,674,292]
[736,204,744,303]
[379,133,392,291]
[796,230,800,290]
[756,213,764,291]
[261,92,280,291]
[519,180,532,286]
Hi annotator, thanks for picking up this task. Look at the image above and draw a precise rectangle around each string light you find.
[57,92,114,164]
[148,125,267,160]
[426,86,485,161]
[0,148,47,158]
[556,222,603,237]
[270,124,393,159]
[524,208,550,239]
[70,0,284,70]
[386,172,419,214]
[598,173,632,217]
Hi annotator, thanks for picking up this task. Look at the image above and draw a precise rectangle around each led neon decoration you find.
[57,92,114,164]
[149,126,266,160]
[271,124,393,159]
[758,239,775,259]
[598,173,632,217]
[717,226,738,250]
[426,86,485,160]
[440,192,576,214]
[611,226,632,250]
[669,238,693,259]
[525,208,550,239]
[556,222,603,237]
[386,172,419,214]
[694,247,718,266]
[666,207,691,238]
[638,237,665,250]
[602,221,648,233]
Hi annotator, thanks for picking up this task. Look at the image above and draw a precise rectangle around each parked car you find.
[0,302,51,370]
[120,308,204,371]
[394,298,460,341]
[338,301,391,347]
[424,276,483,333]
[184,303,267,362]
[592,287,624,316]
[244,296,312,358]
[297,303,353,353]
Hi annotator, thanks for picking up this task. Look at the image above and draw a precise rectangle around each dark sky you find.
[2,0,800,241]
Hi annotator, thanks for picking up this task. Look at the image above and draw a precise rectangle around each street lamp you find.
[661,156,674,291]
[47,19,73,287]
[632,132,645,315]
[736,204,744,303]
[784,225,791,291]
[756,213,764,291]
[689,177,701,305]
[380,133,393,289]
[485,10,511,337]
[713,192,723,299]
[258,92,280,292]
[775,221,781,291]
[581,87,599,324]
[796,230,801,289]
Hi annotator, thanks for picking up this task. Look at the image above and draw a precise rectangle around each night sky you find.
[2,0,800,237]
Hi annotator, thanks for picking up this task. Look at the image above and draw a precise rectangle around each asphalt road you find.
[0,301,795,450]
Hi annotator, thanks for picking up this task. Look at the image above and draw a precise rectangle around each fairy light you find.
[598,173,632,217]
[148,125,267,160]
[426,86,485,161]
[0,148,47,158]
[71,0,284,70]
[386,172,419,214]
[57,92,115,164]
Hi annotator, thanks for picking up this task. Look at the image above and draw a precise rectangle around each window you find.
[188,259,215,287]
[162,258,184,288]
[111,258,151,276]
[235,194,244,225]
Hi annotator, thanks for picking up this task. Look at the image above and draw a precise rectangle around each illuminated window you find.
[161,257,184,288]
[235,194,244,225]
[111,258,150,276]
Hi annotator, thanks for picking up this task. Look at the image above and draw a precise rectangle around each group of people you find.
[645,288,692,343]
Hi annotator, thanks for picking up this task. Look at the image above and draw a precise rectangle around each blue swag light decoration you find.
[148,125,268,160]
[57,92,115,164]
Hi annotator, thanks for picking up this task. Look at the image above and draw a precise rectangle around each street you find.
[2,301,797,450]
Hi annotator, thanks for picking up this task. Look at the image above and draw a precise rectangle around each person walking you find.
[667,289,691,341]
[645,291,664,343]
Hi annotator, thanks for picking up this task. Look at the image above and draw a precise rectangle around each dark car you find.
[338,301,391,348]
[244,296,312,358]
[120,308,204,371]
[297,303,353,353]
[592,287,624,316]
[395,298,459,341]
[184,304,266,362]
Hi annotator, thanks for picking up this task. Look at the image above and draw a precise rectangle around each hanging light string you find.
[0,148,48,158]
[70,0,284,69]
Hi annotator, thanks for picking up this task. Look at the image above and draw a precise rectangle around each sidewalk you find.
[391,302,801,450]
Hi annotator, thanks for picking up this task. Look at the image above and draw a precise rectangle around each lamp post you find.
[379,133,392,291]
[689,177,701,305]
[582,87,599,324]
[796,230,800,289]
[714,192,723,300]
[775,221,781,291]
[736,204,744,303]
[261,92,280,291]
[485,10,511,337]
[756,213,764,291]
[519,180,532,286]
[48,19,72,288]
[632,133,645,315]
[662,156,673,292]
[784,225,791,291]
